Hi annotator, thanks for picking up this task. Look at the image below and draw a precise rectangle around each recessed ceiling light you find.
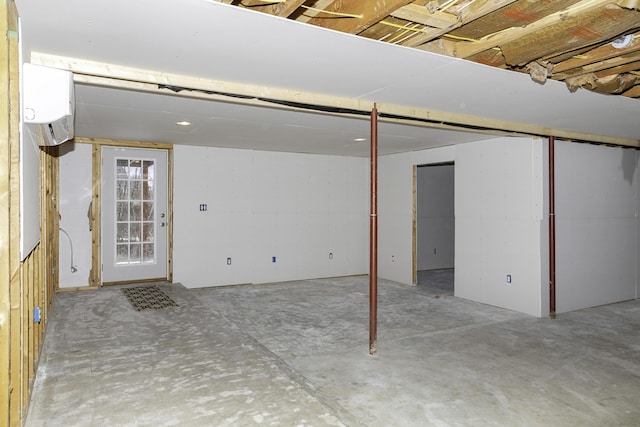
[354,137,367,142]
[176,120,192,126]
[612,34,633,49]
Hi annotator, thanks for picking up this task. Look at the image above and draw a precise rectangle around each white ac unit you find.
[22,63,75,146]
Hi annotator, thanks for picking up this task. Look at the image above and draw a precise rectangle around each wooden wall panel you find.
[0,3,13,425]
[1,2,56,425]
[7,0,23,422]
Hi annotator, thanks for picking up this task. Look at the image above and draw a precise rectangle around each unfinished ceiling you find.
[224,0,640,99]
[14,0,640,155]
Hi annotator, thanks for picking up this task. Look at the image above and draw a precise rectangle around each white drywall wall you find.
[417,164,454,270]
[58,142,93,287]
[455,137,546,317]
[379,146,455,285]
[19,22,41,260]
[19,126,41,260]
[555,141,639,312]
[379,138,547,317]
[172,145,369,288]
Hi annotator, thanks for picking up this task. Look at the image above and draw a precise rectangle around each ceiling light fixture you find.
[176,120,192,126]
[612,34,633,49]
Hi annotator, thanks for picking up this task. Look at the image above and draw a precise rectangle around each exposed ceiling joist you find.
[389,4,458,28]
[303,0,413,34]
[236,0,307,17]
[454,0,639,61]
[227,0,640,100]
[400,0,520,48]
[553,31,640,75]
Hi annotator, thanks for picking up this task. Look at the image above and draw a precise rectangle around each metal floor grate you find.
[122,285,178,311]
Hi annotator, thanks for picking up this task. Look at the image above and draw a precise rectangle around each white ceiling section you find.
[15,0,640,156]
[74,84,491,156]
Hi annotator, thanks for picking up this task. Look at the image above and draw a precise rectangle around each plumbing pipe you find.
[370,104,378,355]
[549,136,556,319]
[60,227,78,273]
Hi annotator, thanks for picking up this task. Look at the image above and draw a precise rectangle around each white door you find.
[101,147,168,283]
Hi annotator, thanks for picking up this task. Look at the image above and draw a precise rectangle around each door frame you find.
[82,138,173,287]
[412,161,455,286]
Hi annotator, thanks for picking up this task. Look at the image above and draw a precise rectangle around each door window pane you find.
[130,202,141,221]
[130,243,141,263]
[114,157,156,265]
[116,223,129,243]
[142,202,154,221]
[116,159,129,179]
[143,222,154,242]
[116,202,129,221]
[116,180,129,200]
[143,181,154,200]
[116,244,129,263]
[130,181,142,200]
[143,244,154,262]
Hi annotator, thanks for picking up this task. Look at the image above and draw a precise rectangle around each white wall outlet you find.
[506,274,512,284]
[226,257,232,265]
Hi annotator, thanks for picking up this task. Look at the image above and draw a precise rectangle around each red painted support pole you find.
[370,104,378,355]
[549,136,556,319]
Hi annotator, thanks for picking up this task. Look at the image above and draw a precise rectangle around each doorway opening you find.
[414,163,455,295]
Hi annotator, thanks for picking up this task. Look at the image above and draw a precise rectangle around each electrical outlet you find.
[506,274,512,284]
[329,252,333,260]
[272,256,276,263]
[199,203,207,211]
[227,257,232,265]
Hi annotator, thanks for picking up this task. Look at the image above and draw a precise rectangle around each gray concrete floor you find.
[26,272,639,426]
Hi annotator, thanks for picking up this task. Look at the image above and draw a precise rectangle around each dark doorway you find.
[415,163,454,295]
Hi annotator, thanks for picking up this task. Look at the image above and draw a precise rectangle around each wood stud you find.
[1,3,58,424]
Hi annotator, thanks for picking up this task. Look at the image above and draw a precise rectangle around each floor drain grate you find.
[122,285,178,311]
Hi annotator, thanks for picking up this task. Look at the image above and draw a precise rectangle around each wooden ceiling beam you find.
[622,84,640,97]
[361,18,427,45]
[454,0,640,62]
[303,0,413,35]
[594,59,640,78]
[502,5,640,66]
[557,53,640,80]
[410,0,518,49]
[389,4,458,28]
[553,31,640,75]
[238,0,307,18]
[296,0,334,23]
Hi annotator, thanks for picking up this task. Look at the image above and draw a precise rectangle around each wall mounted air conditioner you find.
[22,63,75,146]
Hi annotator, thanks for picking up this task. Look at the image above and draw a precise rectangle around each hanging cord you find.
[59,228,78,273]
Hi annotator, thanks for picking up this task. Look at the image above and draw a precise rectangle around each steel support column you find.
[370,104,378,354]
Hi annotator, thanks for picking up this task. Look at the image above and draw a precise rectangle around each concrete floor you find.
[26,271,640,426]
